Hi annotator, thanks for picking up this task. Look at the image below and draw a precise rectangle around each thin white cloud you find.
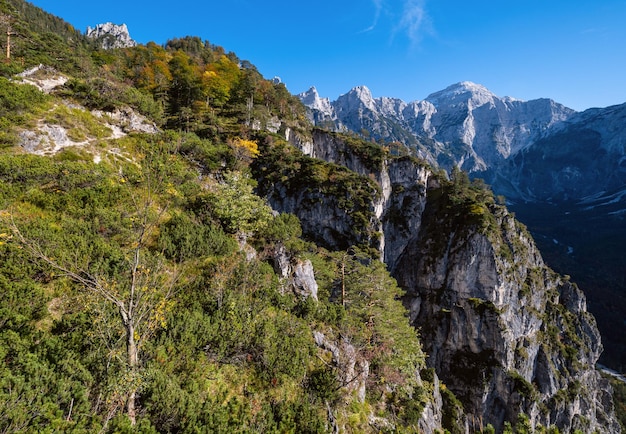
[363,0,432,46]
[395,0,431,46]
[360,0,384,33]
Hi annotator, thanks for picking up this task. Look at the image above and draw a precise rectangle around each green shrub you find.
[307,366,339,402]
[0,77,50,125]
[441,384,465,434]
[158,211,236,262]
[205,171,274,235]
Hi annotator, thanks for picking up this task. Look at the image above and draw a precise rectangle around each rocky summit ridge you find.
[86,22,137,49]
[299,82,575,175]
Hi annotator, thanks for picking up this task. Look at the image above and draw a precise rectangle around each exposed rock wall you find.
[276,129,620,433]
[293,129,432,269]
[264,182,379,252]
[86,22,137,49]
[270,243,318,301]
[395,198,618,432]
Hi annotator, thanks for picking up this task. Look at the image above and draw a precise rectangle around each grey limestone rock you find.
[86,22,137,49]
[270,243,318,301]
[269,128,621,433]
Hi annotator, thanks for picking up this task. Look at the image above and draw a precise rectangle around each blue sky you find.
[28,0,626,111]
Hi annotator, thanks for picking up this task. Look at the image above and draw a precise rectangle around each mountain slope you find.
[0,0,623,432]
[487,102,626,203]
[0,2,441,432]
[482,102,626,369]
[256,130,619,432]
[265,129,621,432]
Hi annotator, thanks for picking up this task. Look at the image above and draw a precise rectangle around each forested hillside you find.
[0,1,437,432]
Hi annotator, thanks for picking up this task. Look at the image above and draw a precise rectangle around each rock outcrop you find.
[11,70,158,160]
[313,331,370,403]
[86,22,137,49]
[270,243,319,301]
[15,64,68,93]
[266,129,621,433]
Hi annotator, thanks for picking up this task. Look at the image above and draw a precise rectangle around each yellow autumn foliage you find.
[232,137,260,159]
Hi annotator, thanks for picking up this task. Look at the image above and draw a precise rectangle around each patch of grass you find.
[468,297,500,315]
[45,104,112,141]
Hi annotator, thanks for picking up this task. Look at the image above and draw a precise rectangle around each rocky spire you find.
[86,22,137,49]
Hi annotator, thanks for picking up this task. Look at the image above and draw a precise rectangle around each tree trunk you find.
[341,261,346,307]
[6,31,10,60]
[126,321,138,425]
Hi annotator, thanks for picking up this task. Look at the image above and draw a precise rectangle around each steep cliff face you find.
[272,129,620,433]
[254,134,383,253]
[296,129,432,271]
[395,189,618,432]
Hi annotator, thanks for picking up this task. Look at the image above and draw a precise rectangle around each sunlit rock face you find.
[86,22,137,49]
[270,129,620,433]
[299,82,575,174]
[394,199,618,432]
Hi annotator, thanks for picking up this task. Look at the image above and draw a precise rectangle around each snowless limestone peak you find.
[337,85,376,112]
[426,81,498,108]
[298,86,321,104]
[86,22,137,49]
[298,87,334,116]
[444,81,493,96]
[347,85,374,103]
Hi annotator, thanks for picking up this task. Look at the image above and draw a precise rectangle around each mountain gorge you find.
[300,84,626,371]
[269,128,620,433]
[0,0,624,431]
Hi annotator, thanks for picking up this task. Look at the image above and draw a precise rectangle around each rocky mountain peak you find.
[297,86,319,102]
[426,81,499,109]
[349,85,373,99]
[298,86,333,116]
[86,22,137,49]
[336,85,376,112]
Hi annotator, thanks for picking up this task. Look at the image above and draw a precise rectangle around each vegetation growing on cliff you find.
[608,376,626,431]
[0,129,432,431]
[252,133,382,253]
[0,1,433,431]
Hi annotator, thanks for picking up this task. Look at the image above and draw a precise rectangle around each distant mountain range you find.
[299,82,573,173]
[299,83,626,369]
[299,81,626,205]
